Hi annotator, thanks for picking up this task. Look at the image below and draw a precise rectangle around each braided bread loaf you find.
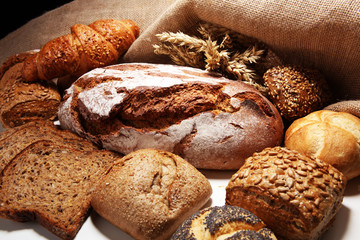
[22,19,139,82]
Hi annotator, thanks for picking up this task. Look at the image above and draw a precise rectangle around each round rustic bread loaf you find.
[91,148,212,240]
[226,146,346,240]
[171,205,277,240]
[285,110,360,179]
[59,63,284,169]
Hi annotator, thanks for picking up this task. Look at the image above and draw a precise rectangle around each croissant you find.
[22,19,140,82]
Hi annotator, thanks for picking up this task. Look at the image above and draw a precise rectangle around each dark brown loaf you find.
[263,65,332,121]
[226,146,346,240]
[0,50,38,87]
[0,140,119,240]
[0,52,61,128]
[171,205,277,240]
[59,63,284,169]
[0,121,119,239]
[91,148,212,240]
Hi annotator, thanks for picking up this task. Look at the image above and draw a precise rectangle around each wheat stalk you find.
[155,32,205,50]
[153,22,270,95]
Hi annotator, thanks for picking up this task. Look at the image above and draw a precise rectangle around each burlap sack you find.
[325,101,360,118]
[0,0,359,116]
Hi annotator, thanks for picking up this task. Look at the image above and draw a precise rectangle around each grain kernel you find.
[296,169,307,177]
[304,192,315,200]
[304,202,313,211]
[269,188,278,196]
[277,186,288,192]
[286,178,294,188]
[295,183,305,192]
[313,172,323,178]
[290,199,300,206]
[314,198,321,207]
[254,177,262,185]
[286,191,296,198]
[287,168,296,178]
[280,192,290,201]
[269,173,277,183]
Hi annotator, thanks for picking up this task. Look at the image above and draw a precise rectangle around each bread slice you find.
[0,120,71,142]
[0,120,97,172]
[0,140,119,240]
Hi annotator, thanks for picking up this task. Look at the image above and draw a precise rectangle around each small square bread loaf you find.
[91,148,212,240]
[226,146,346,240]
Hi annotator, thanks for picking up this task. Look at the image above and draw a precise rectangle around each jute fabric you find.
[1,0,359,115]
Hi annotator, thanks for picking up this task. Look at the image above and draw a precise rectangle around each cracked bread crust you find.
[59,63,284,169]
[91,148,212,240]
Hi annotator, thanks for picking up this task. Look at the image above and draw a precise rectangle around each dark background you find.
[1,1,73,39]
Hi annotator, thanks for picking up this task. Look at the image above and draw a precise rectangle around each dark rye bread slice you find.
[0,120,98,172]
[0,140,120,240]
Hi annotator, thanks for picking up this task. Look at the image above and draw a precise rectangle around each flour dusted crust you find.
[59,63,284,169]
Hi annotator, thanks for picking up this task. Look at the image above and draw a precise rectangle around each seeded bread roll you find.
[171,205,277,240]
[226,146,346,240]
[91,148,212,240]
[285,110,360,179]
[59,63,284,170]
[0,52,61,128]
[263,65,331,120]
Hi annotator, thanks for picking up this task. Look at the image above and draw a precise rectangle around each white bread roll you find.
[285,110,360,179]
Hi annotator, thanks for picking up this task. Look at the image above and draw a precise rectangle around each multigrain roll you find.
[285,110,360,179]
[91,149,212,240]
[226,147,346,240]
[171,205,277,240]
[59,63,284,170]
[263,65,331,120]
